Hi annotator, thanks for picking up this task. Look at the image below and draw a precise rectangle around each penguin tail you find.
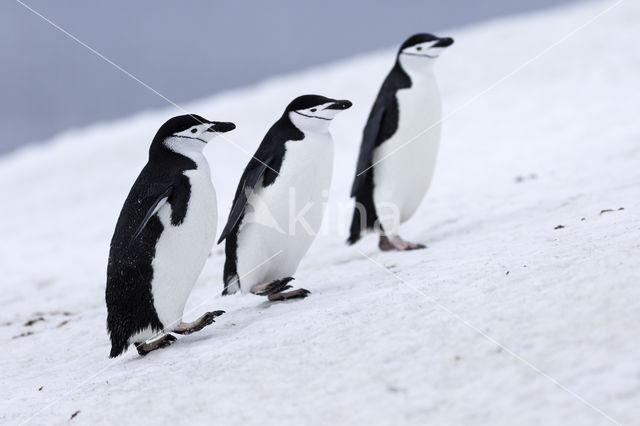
[107,327,130,358]
[106,312,128,358]
[222,227,241,296]
[109,340,128,358]
[222,274,240,296]
[347,207,363,245]
[347,191,378,245]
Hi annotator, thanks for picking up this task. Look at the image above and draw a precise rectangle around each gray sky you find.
[0,0,579,154]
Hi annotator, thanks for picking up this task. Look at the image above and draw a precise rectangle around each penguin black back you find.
[106,115,211,357]
[218,95,352,295]
[348,49,412,244]
[348,33,454,245]
[217,100,307,295]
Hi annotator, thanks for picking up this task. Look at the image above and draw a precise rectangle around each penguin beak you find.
[325,100,353,110]
[434,37,454,48]
[207,122,236,133]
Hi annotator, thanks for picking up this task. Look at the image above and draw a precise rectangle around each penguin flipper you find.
[129,186,172,244]
[348,104,389,244]
[351,106,386,197]
[217,157,272,244]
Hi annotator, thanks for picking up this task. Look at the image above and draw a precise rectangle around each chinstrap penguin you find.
[348,33,454,251]
[106,114,235,357]
[218,95,352,301]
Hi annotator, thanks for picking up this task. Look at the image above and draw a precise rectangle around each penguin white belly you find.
[373,78,441,235]
[150,162,217,330]
[236,134,333,293]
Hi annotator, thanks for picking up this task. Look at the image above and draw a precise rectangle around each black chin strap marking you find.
[294,111,333,121]
[402,52,439,59]
[171,135,208,143]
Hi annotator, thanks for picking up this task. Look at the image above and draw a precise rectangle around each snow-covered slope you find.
[2,1,639,424]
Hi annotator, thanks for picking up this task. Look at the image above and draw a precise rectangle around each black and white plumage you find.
[106,114,235,358]
[218,95,352,300]
[348,33,454,251]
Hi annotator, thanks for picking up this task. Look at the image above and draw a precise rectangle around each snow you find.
[2,0,639,424]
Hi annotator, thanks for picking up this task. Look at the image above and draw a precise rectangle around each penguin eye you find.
[191,128,197,133]
[310,108,317,112]
[416,46,422,51]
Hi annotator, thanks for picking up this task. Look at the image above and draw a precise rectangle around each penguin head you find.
[152,114,236,154]
[286,95,352,133]
[397,33,454,72]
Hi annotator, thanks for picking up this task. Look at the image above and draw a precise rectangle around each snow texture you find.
[1,1,639,424]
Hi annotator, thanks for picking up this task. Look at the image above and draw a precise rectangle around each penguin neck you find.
[287,111,332,134]
[397,55,436,84]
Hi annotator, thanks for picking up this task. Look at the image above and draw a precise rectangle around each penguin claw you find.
[267,288,311,302]
[298,289,311,298]
[200,310,225,327]
[406,243,426,250]
[174,311,225,335]
[158,334,177,347]
[379,236,427,251]
[136,333,176,356]
[253,277,296,296]
[198,313,215,329]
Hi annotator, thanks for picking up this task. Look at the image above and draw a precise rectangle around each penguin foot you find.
[268,288,311,302]
[173,310,225,335]
[135,334,177,356]
[379,235,426,251]
[250,277,295,296]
